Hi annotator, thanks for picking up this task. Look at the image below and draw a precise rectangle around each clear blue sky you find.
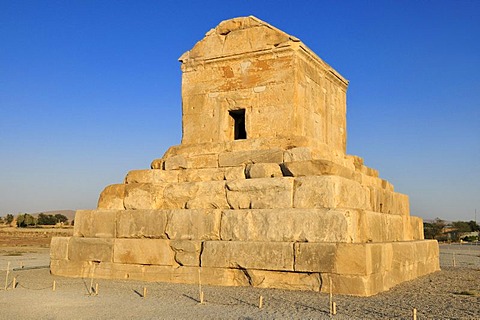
[1,1,479,221]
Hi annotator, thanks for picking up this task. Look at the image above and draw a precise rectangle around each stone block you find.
[293,176,370,210]
[185,153,218,168]
[391,241,416,280]
[383,214,405,242]
[165,209,221,240]
[281,160,354,180]
[68,237,114,262]
[226,177,294,209]
[224,166,245,180]
[186,181,229,209]
[50,237,70,260]
[50,259,92,278]
[178,168,225,182]
[124,183,166,210]
[113,239,176,266]
[245,163,283,178]
[220,209,354,242]
[93,262,144,280]
[294,243,337,273]
[73,210,116,238]
[405,216,424,240]
[125,169,179,184]
[125,170,153,184]
[169,240,202,266]
[150,158,164,169]
[283,147,312,162]
[247,270,321,291]
[162,181,229,209]
[218,149,283,167]
[141,265,250,287]
[369,187,410,215]
[202,241,294,271]
[164,154,187,170]
[97,184,125,210]
[116,209,168,238]
[322,272,385,296]
[358,211,402,242]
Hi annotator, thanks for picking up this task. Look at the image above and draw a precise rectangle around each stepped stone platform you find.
[50,16,439,296]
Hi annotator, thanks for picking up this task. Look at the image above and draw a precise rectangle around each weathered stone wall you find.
[51,236,439,296]
[180,17,348,154]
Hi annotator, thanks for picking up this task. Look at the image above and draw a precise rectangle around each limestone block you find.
[283,147,312,162]
[141,265,250,287]
[165,209,221,240]
[92,261,144,280]
[224,166,245,180]
[226,177,294,209]
[381,179,394,192]
[125,170,153,184]
[294,243,337,273]
[50,237,70,260]
[116,209,168,238]
[164,154,187,170]
[124,183,166,210]
[162,182,198,209]
[68,237,114,262]
[218,149,283,167]
[73,210,116,238]
[361,174,383,189]
[50,259,92,278]
[169,240,202,266]
[358,211,405,242]
[323,272,384,296]
[369,187,410,215]
[185,180,229,209]
[162,181,229,209]
[185,154,218,169]
[368,243,385,275]
[125,169,179,184]
[293,176,370,210]
[97,184,125,210]
[202,241,294,271]
[281,160,354,180]
[382,213,405,242]
[396,192,410,215]
[113,239,176,266]
[178,168,225,182]
[335,243,382,276]
[220,209,354,242]
[150,158,164,169]
[391,242,416,278]
[245,163,283,178]
[247,270,320,291]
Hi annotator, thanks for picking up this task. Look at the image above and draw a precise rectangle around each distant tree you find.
[467,220,480,232]
[451,221,471,233]
[0,216,3,224]
[37,213,56,225]
[16,213,36,227]
[54,214,68,224]
[71,219,74,226]
[424,218,446,240]
[5,214,14,225]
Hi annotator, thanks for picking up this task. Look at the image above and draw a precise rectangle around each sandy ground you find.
[0,235,479,319]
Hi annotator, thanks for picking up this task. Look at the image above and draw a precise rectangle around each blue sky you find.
[1,1,479,221]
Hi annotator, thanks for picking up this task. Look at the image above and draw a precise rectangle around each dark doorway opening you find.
[229,109,246,140]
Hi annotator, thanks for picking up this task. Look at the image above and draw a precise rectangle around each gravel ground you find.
[0,244,479,319]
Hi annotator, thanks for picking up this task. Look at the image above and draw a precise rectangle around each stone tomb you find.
[50,16,439,296]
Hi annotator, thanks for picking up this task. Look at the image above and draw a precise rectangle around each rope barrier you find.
[17,283,53,291]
